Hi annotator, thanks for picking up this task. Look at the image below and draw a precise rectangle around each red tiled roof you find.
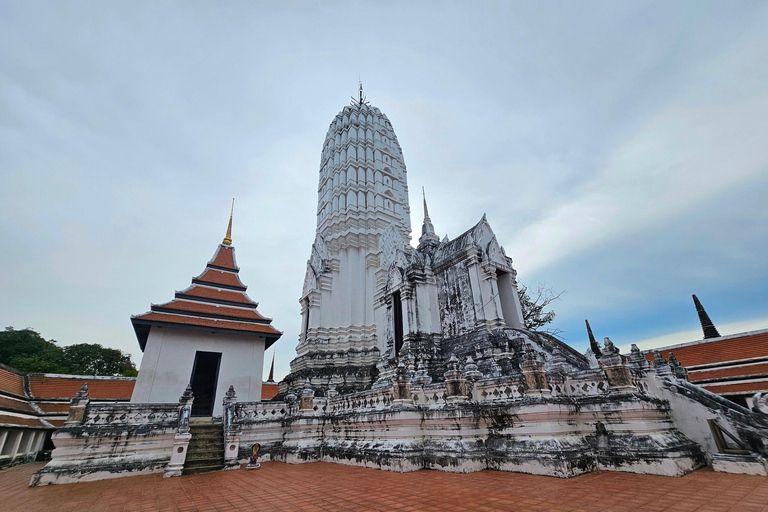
[261,383,279,400]
[47,418,66,427]
[177,285,257,306]
[34,402,72,414]
[132,241,281,351]
[690,362,768,382]
[0,395,36,414]
[153,299,269,322]
[0,367,26,398]
[209,245,238,271]
[132,312,281,336]
[193,269,246,290]
[0,413,48,428]
[644,332,768,367]
[28,376,135,400]
[702,381,768,395]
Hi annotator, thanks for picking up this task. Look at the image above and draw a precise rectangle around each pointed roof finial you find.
[267,352,275,383]
[352,76,369,106]
[692,294,720,339]
[418,187,439,248]
[585,319,602,357]
[222,198,234,246]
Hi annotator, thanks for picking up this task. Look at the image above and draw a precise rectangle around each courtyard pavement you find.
[2,461,767,512]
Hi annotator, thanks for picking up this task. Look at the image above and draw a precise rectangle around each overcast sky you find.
[2,1,767,380]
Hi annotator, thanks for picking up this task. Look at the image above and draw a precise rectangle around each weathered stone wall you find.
[30,402,182,486]
[232,368,768,478]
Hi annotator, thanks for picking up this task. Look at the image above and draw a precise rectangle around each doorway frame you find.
[189,350,222,417]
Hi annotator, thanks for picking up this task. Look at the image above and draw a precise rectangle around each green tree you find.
[518,283,564,334]
[61,344,138,377]
[0,327,138,376]
[0,327,66,373]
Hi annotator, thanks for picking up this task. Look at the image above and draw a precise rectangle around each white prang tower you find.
[286,85,411,393]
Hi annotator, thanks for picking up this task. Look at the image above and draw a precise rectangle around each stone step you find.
[189,430,223,438]
[182,463,224,476]
[189,429,223,436]
[186,450,224,462]
[189,434,223,442]
[188,440,223,448]
[183,422,224,476]
[189,424,223,430]
[189,436,223,444]
[184,456,224,467]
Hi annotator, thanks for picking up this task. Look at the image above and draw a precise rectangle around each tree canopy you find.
[0,327,138,377]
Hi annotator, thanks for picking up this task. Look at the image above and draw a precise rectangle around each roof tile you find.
[0,367,26,398]
[644,332,768,367]
[177,285,256,306]
[209,245,237,270]
[193,269,246,290]
[28,376,135,400]
[0,413,48,428]
[261,383,279,400]
[0,395,36,414]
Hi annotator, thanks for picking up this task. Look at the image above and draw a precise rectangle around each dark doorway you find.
[190,351,222,417]
[393,291,404,356]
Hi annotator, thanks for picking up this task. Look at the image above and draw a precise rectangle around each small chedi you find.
[31,90,768,486]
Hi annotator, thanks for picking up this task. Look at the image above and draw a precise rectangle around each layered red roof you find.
[1,365,136,431]
[689,363,768,383]
[132,243,281,351]
[643,329,768,399]
[28,375,135,400]
[152,299,269,322]
[644,331,768,368]
[702,381,768,395]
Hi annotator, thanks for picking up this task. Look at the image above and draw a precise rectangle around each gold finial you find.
[222,198,234,246]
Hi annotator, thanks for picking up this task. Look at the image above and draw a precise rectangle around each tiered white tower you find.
[288,88,411,392]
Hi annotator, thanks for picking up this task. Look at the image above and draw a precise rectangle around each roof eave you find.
[130,317,281,352]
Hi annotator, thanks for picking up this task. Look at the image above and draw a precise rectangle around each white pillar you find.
[0,430,8,455]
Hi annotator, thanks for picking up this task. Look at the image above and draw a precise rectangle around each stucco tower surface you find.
[289,100,412,392]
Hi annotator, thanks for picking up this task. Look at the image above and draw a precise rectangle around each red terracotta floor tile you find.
[1,462,767,512]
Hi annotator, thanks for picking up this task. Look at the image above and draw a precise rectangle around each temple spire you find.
[418,187,439,248]
[585,319,602,357]
[692,294,720,339]
[222,198,234,246]
[267,352,275,383]
[352,77,369,106]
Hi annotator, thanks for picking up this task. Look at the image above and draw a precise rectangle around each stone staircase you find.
[183,421,224,475]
